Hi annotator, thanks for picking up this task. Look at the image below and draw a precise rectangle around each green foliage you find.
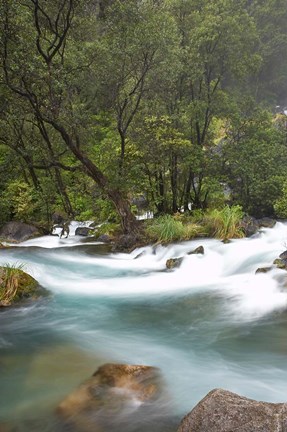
[223,109,287,217]
[0,0,286,231]
[95,222,121,238]
[2,181,38,223]
[274,181,287,218]
[203,205,244,241]
[146,215,204,243]
[94,198,120,223]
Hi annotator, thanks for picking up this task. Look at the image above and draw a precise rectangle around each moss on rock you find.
[0,266,44,307]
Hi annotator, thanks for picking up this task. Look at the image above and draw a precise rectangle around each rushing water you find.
[1,222,287,431]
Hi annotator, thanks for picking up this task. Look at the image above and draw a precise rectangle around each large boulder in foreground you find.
[0,221,41,242]
[0,266,44,307]
[177,388,287,432]
[57,363,164,432]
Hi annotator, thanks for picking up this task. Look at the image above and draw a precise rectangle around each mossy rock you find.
[0,266,45,307]
[255,267,272,274]
[166,257,183,270]
[273,258,287,270]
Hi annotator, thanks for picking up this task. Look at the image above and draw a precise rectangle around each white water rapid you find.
[1,222,287,431]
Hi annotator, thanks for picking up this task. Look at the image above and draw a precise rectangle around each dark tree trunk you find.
[155,170,166,214]
[54,166,74,217]
[170,151,178,213]
[107,189,139,234]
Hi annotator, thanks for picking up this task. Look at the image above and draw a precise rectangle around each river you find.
[1,222,287,431]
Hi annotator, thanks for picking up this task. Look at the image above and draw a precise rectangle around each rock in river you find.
[177,388,287,432]
[75,227,93,236]
[187,246,204,255]
[0,266,45,307]
[0,221,41,242]
[57,363,164,432]
[166,257,183,270]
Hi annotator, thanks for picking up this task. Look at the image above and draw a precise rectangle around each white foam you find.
[1,221,287,319]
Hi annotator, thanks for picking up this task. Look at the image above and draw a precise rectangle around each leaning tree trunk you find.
[107,189,139,234]
[47,119,139,235]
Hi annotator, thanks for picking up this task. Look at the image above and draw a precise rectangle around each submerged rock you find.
[166,257,183,270]
[57,363,164,432]
[0,221,41,243]
[187,246,204,255]
[0,266,45,307]
[177,388,287,432]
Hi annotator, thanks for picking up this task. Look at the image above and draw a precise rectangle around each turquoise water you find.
[1,223,287,431]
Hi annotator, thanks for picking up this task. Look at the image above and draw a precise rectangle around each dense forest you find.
[1,0,287,235]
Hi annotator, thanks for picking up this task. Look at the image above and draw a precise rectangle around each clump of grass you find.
[203,205,244,241]
[0,262,38,307]
[146,215,203,243]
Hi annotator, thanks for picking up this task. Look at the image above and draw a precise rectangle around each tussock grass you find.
[0,263,38,307]
[203,205,244,240]
[146,215,204,243]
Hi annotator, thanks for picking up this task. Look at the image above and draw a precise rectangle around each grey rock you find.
[177,388,287,432]
[75,227,93,236]
[258,217,276,228]
[240,216,259,237]
[113,234,138,252]
[279,250,287,260]
[0,222,41,242]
